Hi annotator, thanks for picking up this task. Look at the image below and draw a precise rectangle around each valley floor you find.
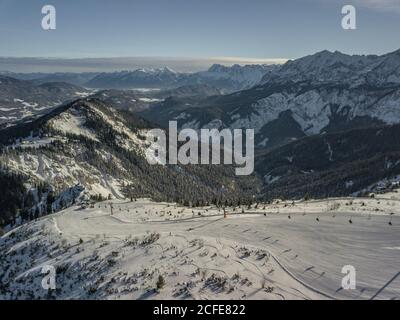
[1,196,400,300]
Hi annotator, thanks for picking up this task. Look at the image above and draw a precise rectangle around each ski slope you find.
[1,197,399,300]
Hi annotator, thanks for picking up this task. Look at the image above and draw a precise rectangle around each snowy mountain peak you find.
[198,63,277,89]
[262,48,400,85]
[160,66,177,74]
[133,67,177,75]
[208,64,229,72]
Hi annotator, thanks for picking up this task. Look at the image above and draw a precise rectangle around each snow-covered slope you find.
[0,75,92,127]
[0,98,260,228]
[2,100,149,199]
[1,197,399,300]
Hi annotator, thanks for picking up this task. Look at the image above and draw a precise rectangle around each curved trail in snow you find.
[52,201,400,300]
[54,212,331,300]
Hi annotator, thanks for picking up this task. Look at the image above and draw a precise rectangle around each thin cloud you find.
[312,0,400,13]
[0,56,288,73]
[358,0,400,12]
[211,57,288,65]
[352,0,400,13]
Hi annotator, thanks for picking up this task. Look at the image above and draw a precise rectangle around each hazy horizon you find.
[0,56,288,73]
[1,46,399,73]
[1,0,400,72]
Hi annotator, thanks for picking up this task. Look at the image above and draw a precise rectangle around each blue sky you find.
[0,0,399,71]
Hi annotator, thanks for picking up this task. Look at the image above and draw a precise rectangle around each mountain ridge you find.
[0,98,260,228]
[141,48,400,150]
[0,75,92,127]
[85,64,275,91]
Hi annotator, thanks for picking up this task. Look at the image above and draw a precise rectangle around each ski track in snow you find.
[2,198,400,300]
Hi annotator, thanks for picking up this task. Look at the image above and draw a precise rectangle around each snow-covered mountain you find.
[0,98,259,228]
[86,67,183,89]
[88,84,222,114]
[2,48,400,227]
[0,71,99,86]
[187,64,277,91]
[85,64,275,92]
[142,49,400,149]
[261,49,400,86]
[0,75,92,128]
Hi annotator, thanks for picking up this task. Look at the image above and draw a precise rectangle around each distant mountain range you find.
[2,64,276,92]
[85,64,276,91]
[142,49,400,149]
[261,49,400,86]
[0,71,99,86]
[0,71,230,126]
[0,64,276,126]
[1,48,400,227]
